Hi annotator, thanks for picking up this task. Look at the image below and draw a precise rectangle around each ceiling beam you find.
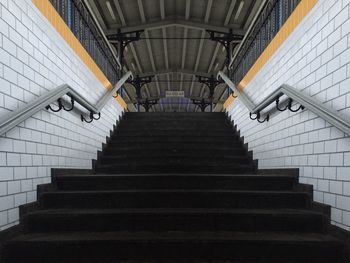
[106,17,245,36]
[188,0,213,112]
[138,0,164,110]
[139,69,212,78]
[195,0,237,111]
[178,0,191,112]
[88,0,108,30]
[160,0,170,112]
[178,73,183,111]
[113,0,153,108]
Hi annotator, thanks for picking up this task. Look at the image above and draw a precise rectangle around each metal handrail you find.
[218,71,350,135]
[0,72,133,136]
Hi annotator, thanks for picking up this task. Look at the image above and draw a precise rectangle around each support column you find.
[126,75,154,112]
[197,75,224,112]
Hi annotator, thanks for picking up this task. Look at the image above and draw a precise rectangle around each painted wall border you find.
[224,0,318,109]
[32,0,127,109]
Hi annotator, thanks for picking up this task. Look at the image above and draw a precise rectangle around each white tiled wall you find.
[227,0,350,230]
[0,0,124,229]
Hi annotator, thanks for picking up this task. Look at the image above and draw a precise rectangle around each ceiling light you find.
[106,1,116,21]
[234,1,244,21]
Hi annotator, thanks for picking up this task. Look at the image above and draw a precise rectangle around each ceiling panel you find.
[88,0,261,112]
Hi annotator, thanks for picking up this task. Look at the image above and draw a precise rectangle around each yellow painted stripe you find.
[32,0,127,109]
[224,0,318,109]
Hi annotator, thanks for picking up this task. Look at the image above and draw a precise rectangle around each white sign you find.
[165,91,185,97]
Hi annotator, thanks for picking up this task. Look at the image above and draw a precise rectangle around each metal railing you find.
[49,0,121,85]
[0,72,132,136]
[229,0,300,85]
[218,71,350,136]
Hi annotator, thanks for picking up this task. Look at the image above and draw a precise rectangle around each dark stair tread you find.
[102,147,246,152]
[27,208,323,216]
[53,174,296,191]
[108,138,243,144]
[95,164,255,168]
[7,231,341,242]
[53,173,295,178]
[4,232,347,262]
[42,189,306,194]
[94,165,257,174]
[98,156,252,165]
[53,173,296,179]
[99,155,250,159]
[23,208,325,233]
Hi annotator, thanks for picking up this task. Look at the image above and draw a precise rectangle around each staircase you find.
[1,112,349,262]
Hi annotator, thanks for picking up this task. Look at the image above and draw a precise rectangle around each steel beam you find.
[139,69,212,78]
[106,17,244,36]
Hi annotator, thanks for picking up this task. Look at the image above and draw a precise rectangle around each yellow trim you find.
[224,0,318,109]
[32,0,127,109]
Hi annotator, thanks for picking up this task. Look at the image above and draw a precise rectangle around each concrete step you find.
[113,130,237,136]
[2,232,347,262]
[22,208,326,233]
[117,122,233,129]
[53,174,296,191]
[102,146,248,156]
[97,155,252,166]
[39,190,311,209]
[123,112,226,119]
[95,163,256,174]
[107,138,243,148]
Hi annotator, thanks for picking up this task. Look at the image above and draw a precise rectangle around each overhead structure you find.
[196,74,224,112]
[87,0,262,111]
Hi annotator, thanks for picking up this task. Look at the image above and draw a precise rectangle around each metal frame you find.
[192,98,212,112]
[139,99,159,112]
[207,29,243,68]
[196,74,224,112]
[0,72,132,136]
[49,0,122,85]
[218,71,350,135]
[107,17,245,36]
[192,1,238,112]
[126,75,154,112]
[229,0,301,85]
[108,29,143,70]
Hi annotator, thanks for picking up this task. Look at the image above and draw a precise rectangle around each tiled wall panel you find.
[0,0,124,229]
[227,0,350,230]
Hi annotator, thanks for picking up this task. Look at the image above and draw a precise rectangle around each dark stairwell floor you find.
[0,112,349,262]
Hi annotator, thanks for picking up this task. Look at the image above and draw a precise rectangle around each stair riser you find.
[122,117,227,121]
[117,124,233,130]
[23,214,325,233]
[113,132,237,137]
[54,177,295,191]
[40,192,310,209]
[98,157,251,166]
[107,141,244,148]
[3,241,346,262]
[122,115,227,120]
[121,120,230,123]
[95,165,256,174]
[102,148,248,156]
